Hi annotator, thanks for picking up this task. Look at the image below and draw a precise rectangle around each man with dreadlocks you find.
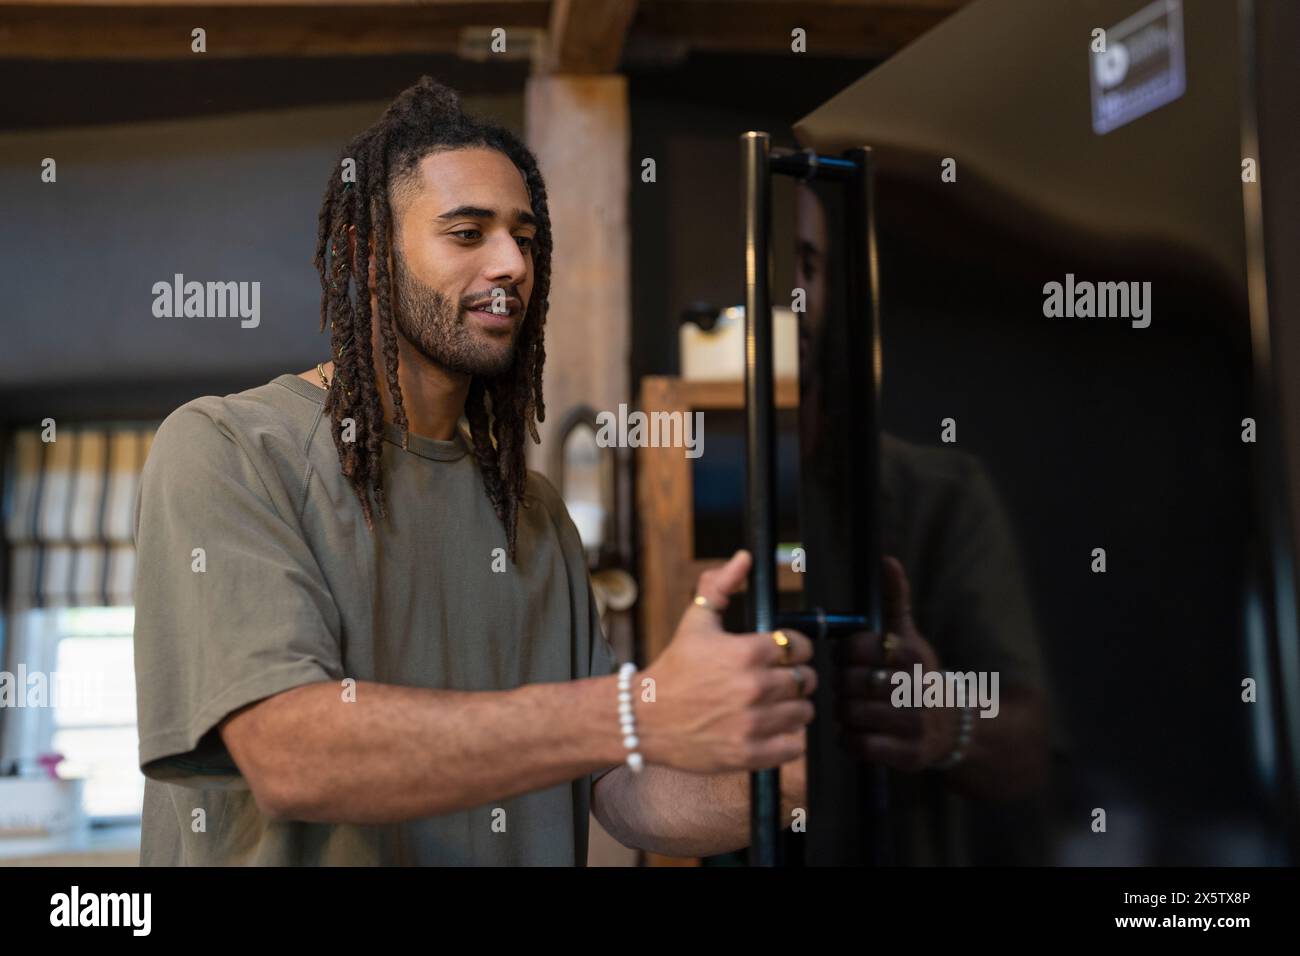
[132,77,814,865]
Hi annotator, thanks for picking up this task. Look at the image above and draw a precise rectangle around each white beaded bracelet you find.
[617,662,644,773]
[934,705,975,771]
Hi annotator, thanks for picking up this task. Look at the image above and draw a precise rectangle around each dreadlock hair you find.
[311,76,551,564]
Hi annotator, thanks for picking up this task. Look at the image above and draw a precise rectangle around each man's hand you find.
[833,555,961,772]
[637,550,817,774]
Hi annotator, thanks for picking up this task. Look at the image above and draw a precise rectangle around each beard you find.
[390,246,520,379]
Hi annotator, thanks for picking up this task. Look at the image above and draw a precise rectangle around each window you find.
[2,423,156,831]
[6,606,142,823]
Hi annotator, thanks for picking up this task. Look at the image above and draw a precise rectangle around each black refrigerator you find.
[780,0,1300,866]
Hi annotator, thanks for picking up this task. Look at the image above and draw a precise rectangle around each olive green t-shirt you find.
[133,373,618,866]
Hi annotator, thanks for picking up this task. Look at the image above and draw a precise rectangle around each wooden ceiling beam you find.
[0,3,549,59]
[630,1,967,58]
[0,0,967,61]
[542,0,638,74]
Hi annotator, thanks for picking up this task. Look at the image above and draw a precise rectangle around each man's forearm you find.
[597,754,806,858]
[223,676,625,824]
[947,689,1049,799]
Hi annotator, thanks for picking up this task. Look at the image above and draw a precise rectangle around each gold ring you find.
[772,630,794,665]
[693,594,723,614]
[882,632,901,665]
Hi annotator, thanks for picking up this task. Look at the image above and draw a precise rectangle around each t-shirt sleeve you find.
[132,402,344,789]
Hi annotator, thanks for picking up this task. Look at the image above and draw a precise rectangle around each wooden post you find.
[523,74,630,485]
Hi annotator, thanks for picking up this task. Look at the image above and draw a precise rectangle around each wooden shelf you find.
[636,375,802,673]
[635,375,802,867]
